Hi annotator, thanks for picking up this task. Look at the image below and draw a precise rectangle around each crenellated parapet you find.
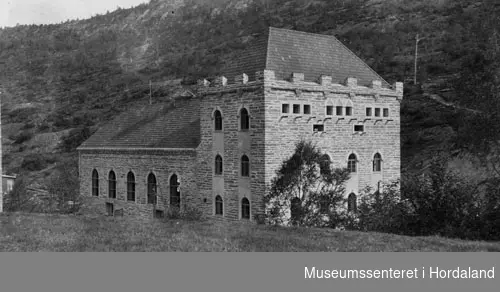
[197,70,403,100]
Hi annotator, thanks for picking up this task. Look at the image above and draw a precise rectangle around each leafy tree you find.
[264,140,350,227]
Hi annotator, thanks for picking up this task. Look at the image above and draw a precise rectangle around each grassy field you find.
[1,212,499,252]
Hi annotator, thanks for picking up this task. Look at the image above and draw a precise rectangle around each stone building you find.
[78,27,403,221]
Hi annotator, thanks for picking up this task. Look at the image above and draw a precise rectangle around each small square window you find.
[293,104,300,114]
[313,124,324,132]
[366,108,372,116]
[345,106,353,116]
[326,105,333,116]
[354,125,364,132]
[383,108,389,117]
[282,104,289,114]
[336,106,343,116]
[303,104,311,115]
[375,108,381,117]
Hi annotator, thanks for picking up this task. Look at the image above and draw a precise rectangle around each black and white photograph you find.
[1,0,500,253]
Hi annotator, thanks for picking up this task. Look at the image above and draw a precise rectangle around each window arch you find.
[241,155,250,177]
[347,193,357,213]
[215,155,223,175]
[373,153,382,172]
[147,173,157,204]
[335,99,343,116]
[347,153,357,173]
[214,110,222,131]
[170,174,180,208]
[127,172,135,202]
[108,170,116,199]
[344,100,353,116]
[240,108,249,131]
[241,198,250,219]
[92,169,99,197]
[215,195,223,215]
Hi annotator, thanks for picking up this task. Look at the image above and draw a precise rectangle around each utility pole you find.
[414,34,425,85]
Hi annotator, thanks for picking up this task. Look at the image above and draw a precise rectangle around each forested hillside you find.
[0,0,499,190]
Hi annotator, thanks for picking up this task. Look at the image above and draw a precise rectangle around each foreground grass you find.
[1,213,499,252]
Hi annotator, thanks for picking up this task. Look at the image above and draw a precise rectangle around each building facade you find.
[78,27,403,221]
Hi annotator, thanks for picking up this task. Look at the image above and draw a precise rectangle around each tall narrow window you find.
[347,193,357,213]
[241,155,250,177]
[170,174,180,208]
[326,105,333,116]
[240,108,249,131]
[92,169,99,197]
[241,198,250,219]
[282,104,289,114]
[373,153,382,172]
[215,155,223,175]
[336,106,343,116]
[127,172,135,202]
[366,107,372,116]
[383,108,389,117]
[375,108,381,117]
[215,195,223,215]
[303,104,311,115]
[345,106,353,116]
[347,154,357,173]
[147,173,157,204]
[214,110,222,131]
[108,171,116,199]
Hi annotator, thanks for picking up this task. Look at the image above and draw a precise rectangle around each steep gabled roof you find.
[78,98,200,150]
[223,27,390,87]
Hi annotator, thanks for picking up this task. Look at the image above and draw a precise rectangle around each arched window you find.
[215,155,223,175]
[214,110,222,131]
[241,155,250,177]
[92,169,99,197]
[108,171,116,199]
[240,108,249,131]
[147,173,157,204]
[373,153,382,172]
[215,195,223,215]
[347,193,357,213]
[347,154,357,173]
[320,154,331,175]
[127,172,135,202]
[170,174,180,208]
[241,198,250,219]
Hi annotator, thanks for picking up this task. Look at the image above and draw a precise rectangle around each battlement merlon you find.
[197,70,404,99]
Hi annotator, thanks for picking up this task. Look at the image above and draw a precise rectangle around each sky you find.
[0,0,149,28]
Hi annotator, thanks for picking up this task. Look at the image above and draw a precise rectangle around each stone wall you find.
[79,149,199,219]
[262,70,403,200]
[197,73,266,221]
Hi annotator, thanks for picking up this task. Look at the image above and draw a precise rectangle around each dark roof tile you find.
[78,98,200,149]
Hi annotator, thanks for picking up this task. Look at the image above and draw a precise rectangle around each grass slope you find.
[1,213,499,252]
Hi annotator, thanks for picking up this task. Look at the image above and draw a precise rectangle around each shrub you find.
[21,154,49,171]
[264,139,350,227]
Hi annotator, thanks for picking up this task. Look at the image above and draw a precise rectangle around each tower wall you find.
[197,73,267,220]
[263,70,403,199]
